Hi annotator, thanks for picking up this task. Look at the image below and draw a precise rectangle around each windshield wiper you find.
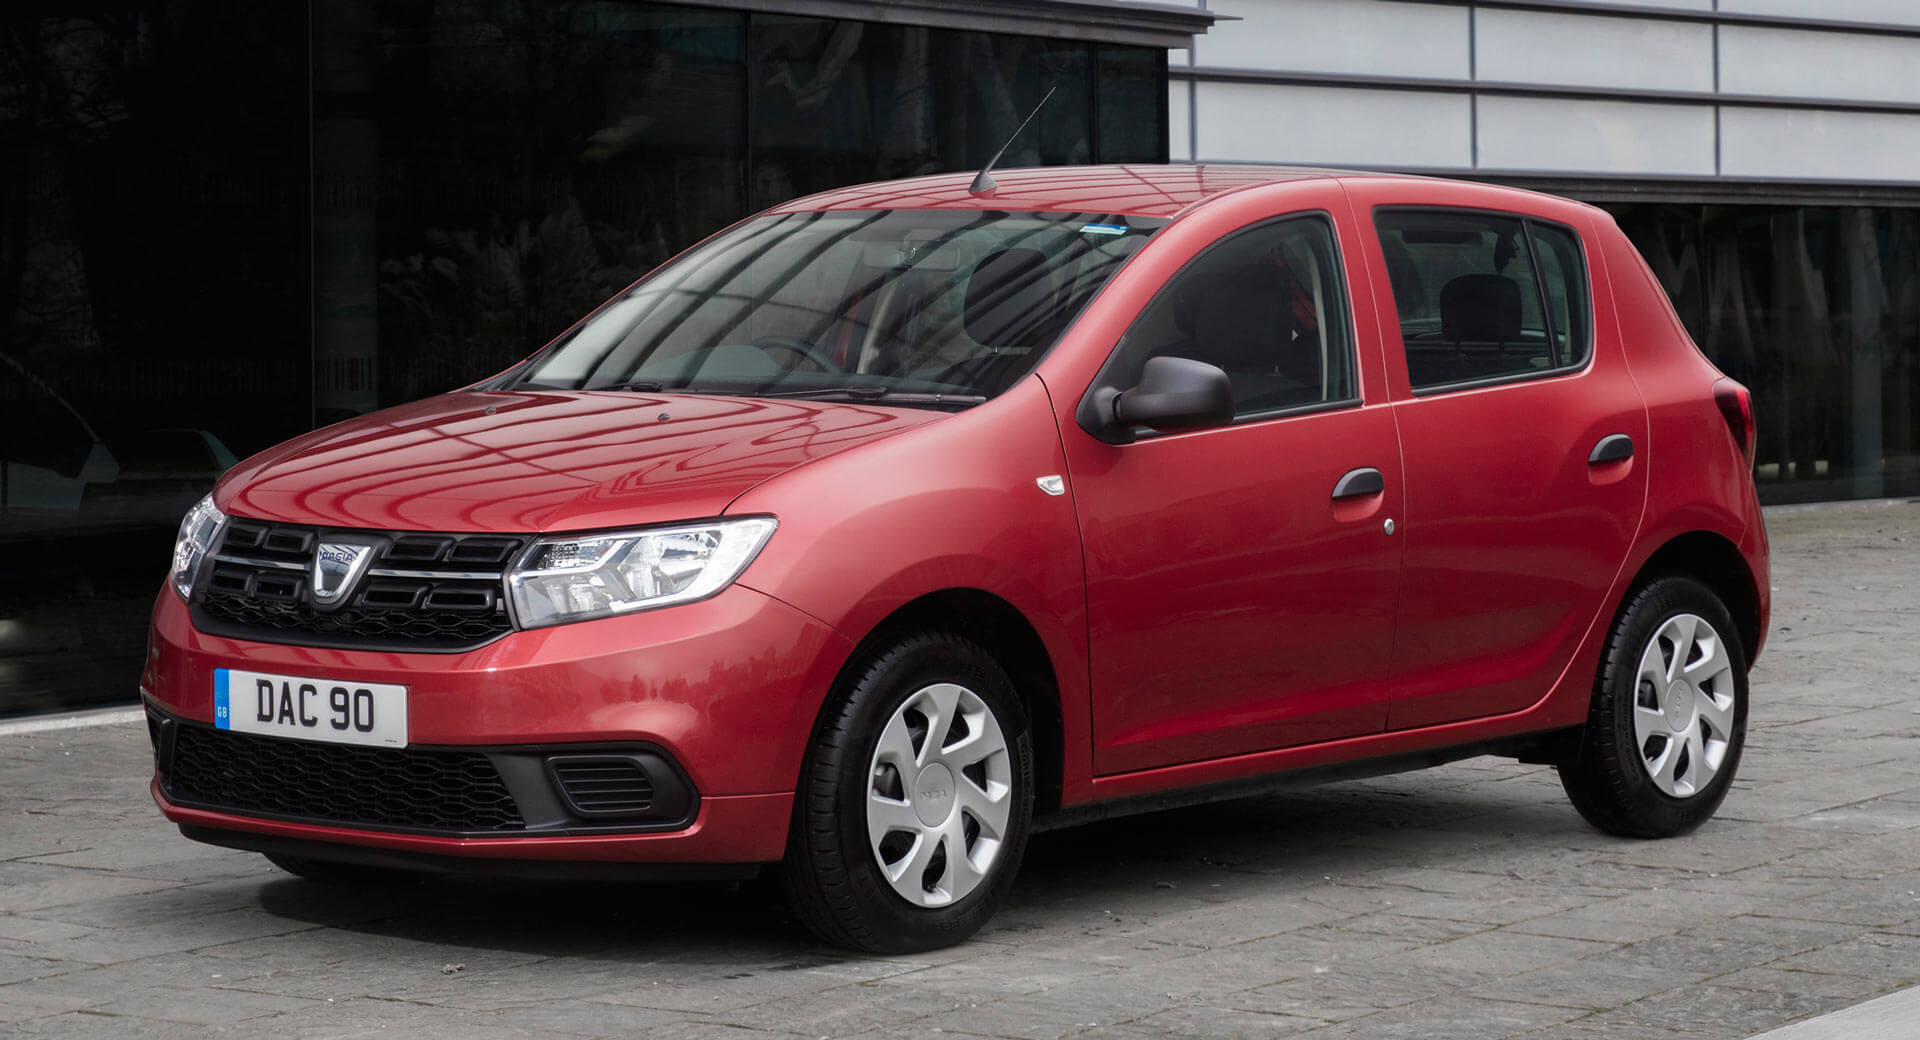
[762,385,987,406]
[511,378,682,392]
[584,380,739,394]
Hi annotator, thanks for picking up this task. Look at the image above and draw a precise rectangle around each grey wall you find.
[1151,0,1920,183]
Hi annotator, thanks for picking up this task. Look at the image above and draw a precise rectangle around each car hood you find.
[218,390,946,532]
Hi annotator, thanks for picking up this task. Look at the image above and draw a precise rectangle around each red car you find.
[145,165,1768,952]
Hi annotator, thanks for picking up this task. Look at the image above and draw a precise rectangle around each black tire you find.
[264,852,407,885]
[779,631,1034,953]
[1560,575,1749,838]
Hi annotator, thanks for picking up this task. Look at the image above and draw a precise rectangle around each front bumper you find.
[142,583,853,865]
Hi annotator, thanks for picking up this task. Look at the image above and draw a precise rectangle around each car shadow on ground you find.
[241,778,1587,959]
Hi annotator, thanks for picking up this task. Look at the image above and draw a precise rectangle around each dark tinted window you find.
[1376,210,1591,391]
[1531,222,1591,369]
[1114,216,1356,419]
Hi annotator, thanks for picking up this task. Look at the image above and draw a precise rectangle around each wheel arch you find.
[1625,531,1763,665]
[828,588,1066,816]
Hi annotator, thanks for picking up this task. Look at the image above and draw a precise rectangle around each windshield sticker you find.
[1079,223,1128,236]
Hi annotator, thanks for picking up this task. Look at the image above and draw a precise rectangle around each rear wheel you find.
[1560,575,1748,838]
[779,631,1033,953]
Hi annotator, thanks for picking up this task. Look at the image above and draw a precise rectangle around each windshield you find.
[513,209,1162,406]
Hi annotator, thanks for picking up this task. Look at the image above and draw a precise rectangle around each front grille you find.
[549,755,657,816]
[164,723,526,833]
[191,520,524,651]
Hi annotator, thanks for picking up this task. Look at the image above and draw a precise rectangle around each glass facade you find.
[6,2,1917,721]
[0,1,1169,716]
[2,4,310,716]
[1607,204,1920,503]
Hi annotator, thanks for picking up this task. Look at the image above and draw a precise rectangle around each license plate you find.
[214,668,408,748]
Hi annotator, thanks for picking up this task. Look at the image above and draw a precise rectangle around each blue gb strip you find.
[1079,223,1127,236]
[214,669,231,729]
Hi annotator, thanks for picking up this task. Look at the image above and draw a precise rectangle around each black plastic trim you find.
[1589,433,1636,465]
[191,520,524,654]
[544,752,690,819]
[150,705,700,838]
[1331,467,1386,499]
[1035,728,1583,833]
[181,826,764,881]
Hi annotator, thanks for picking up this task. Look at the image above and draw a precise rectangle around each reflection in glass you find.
[0,0,1169,717]
[518,209,1161,402]
[749,18,1098,208]
[1,3,305,716]
[1609,203,1920,503]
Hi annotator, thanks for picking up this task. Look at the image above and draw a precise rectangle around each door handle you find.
[1331,467,1385,499]
[1588,434,1635,465]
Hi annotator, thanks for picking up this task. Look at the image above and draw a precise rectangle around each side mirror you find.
[1087,356,1234,443]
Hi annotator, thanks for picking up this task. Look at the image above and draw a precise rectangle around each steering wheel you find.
[751,336,844,374]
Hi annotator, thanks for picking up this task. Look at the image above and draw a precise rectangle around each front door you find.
[1061,207,1405,775]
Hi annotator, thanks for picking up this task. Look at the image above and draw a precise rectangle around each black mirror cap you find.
[1111,356,1234,434]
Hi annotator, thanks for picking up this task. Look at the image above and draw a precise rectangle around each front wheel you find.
[1560,575,1749,838]
[779,631,1033,953]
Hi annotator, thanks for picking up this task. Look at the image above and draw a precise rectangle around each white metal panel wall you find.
[1195,0,1469,78]
[1168,80,1192,161]
[1721,107,1920,181]
[1569,0,1711,8]
[1475,10,1713,93]
[1195,82,1473,167]
[1476,96,1716,175]
[1720,26,1920,105]
[1164,0,1920,187]
[1723,0,1920,26]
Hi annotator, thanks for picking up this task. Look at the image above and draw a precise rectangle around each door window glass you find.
[1531,222,1591,370]
[1116,216,1356,418]
[1375,210,1590,391]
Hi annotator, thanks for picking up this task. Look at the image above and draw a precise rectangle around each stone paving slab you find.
[2,499,1918,1038]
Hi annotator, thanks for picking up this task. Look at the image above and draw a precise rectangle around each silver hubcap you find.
[1633,613,1736,797]
[866,682,1013,907]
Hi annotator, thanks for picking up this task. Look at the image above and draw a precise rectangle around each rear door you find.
[1345,184,1649,730]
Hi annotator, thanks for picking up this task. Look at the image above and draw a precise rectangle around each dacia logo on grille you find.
[313,542,375,602]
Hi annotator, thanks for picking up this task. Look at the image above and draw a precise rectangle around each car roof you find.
[773,163,1384,220]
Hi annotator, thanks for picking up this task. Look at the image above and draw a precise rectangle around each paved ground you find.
[2,500,1918,1040]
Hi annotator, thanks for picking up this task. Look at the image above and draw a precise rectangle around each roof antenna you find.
[970,86,1057,196]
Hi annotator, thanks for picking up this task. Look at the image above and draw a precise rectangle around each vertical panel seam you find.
[1713,1,1723,176]
[1191,0,1203,161]
[1469,5,1480,169]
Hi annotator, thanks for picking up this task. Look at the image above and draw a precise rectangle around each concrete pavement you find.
[1,499,1918,1039]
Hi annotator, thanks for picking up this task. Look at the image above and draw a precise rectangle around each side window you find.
[1530,222,1591,369]
[1116,215,1356,419]
[1375,209,1591,391]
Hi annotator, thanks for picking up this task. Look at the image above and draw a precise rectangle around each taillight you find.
[1713,378,1755,466]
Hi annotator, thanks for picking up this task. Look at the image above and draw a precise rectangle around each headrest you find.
[1440,274,1522,342]
[965,248,1056,349]
[1193,263,1293,373]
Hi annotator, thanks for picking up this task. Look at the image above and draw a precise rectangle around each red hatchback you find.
[145,165,1768,952]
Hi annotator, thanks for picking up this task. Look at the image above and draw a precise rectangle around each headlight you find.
[508,517,777,628]
[172,494,227,601]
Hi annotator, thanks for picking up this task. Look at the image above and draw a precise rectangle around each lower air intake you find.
[547,754,658,816]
